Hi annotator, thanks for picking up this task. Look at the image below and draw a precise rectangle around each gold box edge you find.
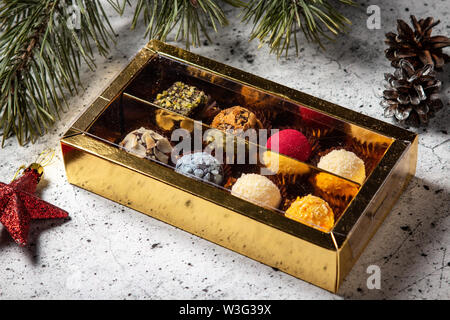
[60,139,339,293]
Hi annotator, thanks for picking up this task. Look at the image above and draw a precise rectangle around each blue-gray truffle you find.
[175,152,223,185]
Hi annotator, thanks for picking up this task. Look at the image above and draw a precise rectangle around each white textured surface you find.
[0,1,449,300]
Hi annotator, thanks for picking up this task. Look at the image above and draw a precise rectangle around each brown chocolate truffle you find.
[154,81,207,117]
[211,106,263,133]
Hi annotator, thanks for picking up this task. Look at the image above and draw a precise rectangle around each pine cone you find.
[381,59,443,126]
[385,15,450,71]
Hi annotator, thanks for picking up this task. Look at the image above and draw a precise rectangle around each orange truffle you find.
[313,172,360,198]
[285,195,334,232]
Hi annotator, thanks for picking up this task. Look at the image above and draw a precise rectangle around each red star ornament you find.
[0,163,68,246]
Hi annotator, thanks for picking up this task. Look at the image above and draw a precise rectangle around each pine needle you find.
[242,0,356,57]
[127,0,245,49]
[0,0,116,146]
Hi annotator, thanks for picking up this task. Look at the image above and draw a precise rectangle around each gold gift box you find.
[60,40,418,293]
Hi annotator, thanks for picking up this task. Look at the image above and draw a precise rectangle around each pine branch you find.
[127,0,245,48]
[0,0,116,146]
[0,0,359,147]
[242,0,356,57]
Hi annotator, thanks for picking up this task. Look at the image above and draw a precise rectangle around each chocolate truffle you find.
[154,81,207,116]
[231,174,281,209]
[266,129,312,162]
[285,195,334,232]
[119,127,173,164]
[211,106,263,133]
[317,149,366,184]
[175,152,224,185]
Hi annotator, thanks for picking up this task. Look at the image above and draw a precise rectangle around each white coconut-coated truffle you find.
[231,174,281,208]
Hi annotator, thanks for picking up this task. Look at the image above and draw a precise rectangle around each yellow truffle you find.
[285,195,334,232]
[155,109,194,132]
[262,151,310,176]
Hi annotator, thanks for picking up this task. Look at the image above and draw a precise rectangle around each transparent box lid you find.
[70,50,397,234]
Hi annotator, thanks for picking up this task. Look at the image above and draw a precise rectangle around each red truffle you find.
[299,106,335,128]
[266,129,312,162]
